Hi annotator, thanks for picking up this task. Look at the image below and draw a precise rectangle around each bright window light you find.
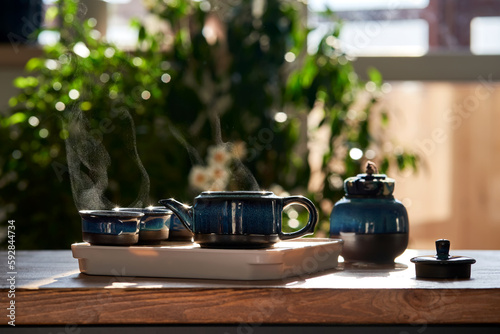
[309,19,429,57]
[339,19,428,56]
[105,0,147,48]
[471,17,500,55]
[106,26,138,48]
[308,0,429,12]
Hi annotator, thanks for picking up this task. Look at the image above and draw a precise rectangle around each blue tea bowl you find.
[113,206,172,244]
[79,210,144,246]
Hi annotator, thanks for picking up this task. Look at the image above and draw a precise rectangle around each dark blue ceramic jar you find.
[330,162,409,263]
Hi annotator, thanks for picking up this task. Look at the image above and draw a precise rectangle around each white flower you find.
[189,144,240,191]
[189,165,211,190]
[230,141,247,160]
[207,145,232,166]
[209,164,230,183]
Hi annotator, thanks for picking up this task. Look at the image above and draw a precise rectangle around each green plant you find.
[0,0,417,249]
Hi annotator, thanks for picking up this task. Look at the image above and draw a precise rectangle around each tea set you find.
[80,191,318,248]
[77,161,475,279]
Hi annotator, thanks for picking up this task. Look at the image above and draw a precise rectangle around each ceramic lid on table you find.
[410,239,476,279]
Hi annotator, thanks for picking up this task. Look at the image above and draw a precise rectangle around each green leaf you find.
[25,58,44,72]
[13,76,39,89]
[380,158,389,173]
[6,112,27,125]
[45,6,59,22]
[367,67,383,86]
[8,97,18,108]
[138,26,146,42]
[381,111,389,127]
[130,18,141,29]
[396,154,405,170]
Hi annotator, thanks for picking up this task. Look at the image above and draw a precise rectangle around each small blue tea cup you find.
[79,210,144,246]
[113,206,171,244]
[159,191,318,248]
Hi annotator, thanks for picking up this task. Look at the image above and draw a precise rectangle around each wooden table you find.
[1,249,499,327]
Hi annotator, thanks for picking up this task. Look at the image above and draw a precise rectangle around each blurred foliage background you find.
[0,0,417,249]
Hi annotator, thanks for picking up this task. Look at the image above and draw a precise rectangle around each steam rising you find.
[65,101,259,212]
[227,156,260,191]
[65,108,150,210]
[170,120,260,192]
[210,110,260,191]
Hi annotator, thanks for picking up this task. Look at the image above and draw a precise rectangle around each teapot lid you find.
[410,239,476,279]
[344,161,395,198]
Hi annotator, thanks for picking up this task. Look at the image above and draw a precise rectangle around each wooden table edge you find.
[2,287,499,325]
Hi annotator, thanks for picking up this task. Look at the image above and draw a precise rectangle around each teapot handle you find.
[280,196,318,240]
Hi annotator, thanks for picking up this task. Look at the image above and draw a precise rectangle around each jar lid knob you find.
[343,161,394,197]
[436,239,450,260]
[365,161,378,175]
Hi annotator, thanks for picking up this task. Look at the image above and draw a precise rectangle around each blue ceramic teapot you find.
[330,161,409,263]
[159,191,318,248]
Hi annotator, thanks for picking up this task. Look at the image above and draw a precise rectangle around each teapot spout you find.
[158,198,193,232]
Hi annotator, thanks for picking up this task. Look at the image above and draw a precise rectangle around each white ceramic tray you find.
[71,238,343,280]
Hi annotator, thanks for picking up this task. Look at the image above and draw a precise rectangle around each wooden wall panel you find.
[381,82,500,249]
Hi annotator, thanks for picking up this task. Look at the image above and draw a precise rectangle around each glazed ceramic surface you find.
[329,162,409,263]
[159,191,318,248]
[330,197,408,235]
[114,207,170,230]
[330,197,409,263]
[79,210,143,246]
[113,206,171,243]
[167,211,194,241]
[411,239,476,279]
